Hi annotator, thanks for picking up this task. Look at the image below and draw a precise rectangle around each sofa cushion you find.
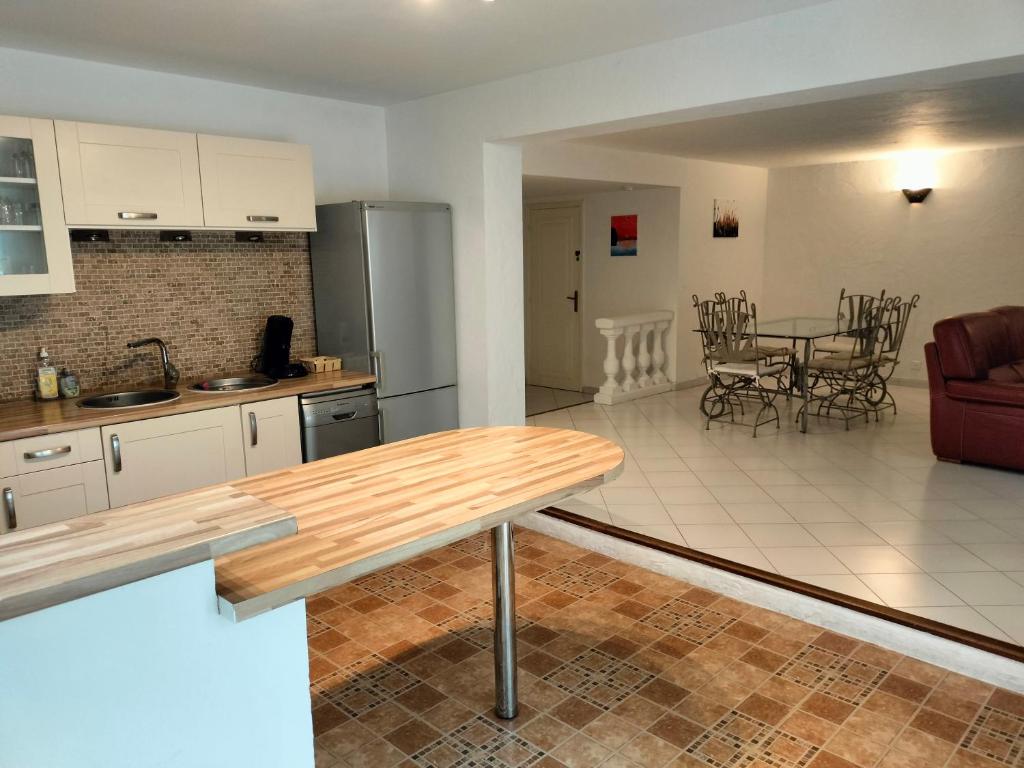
[988,361,1024,383]
[947,379,1024,407]
[933,312,1011,380]
[991,306,1024,360]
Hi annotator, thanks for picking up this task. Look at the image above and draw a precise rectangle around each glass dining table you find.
[694,316,868,433]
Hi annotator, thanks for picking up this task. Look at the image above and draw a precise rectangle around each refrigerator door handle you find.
[370,350,385,393]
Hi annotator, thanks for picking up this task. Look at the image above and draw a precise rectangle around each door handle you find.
[2,488,15,531]
[370,350,385,392]
[246,215,280,223]
[565,290,579,313]
[249,412,258,447]
[117,211,158,220]
[23,445,72,460]
[111,434,122,473]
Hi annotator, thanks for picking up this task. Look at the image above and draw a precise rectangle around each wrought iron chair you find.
[701,302,788,436]
[799,304,886,429]
[713,290,794,362]
[861,294,921,414]
[814,288,886,356]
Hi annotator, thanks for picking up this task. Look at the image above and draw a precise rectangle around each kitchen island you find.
[0,426,623,768]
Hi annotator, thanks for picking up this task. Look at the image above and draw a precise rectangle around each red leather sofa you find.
[925,306,1024,471]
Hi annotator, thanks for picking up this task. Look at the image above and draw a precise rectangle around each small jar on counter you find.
[58,369,81,399]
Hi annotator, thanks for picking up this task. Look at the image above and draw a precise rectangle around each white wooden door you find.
[197,134,315,230]
[0,115,75,296]
[101,407,245,508]
[525,203,582,391]
[55,120,204,228]
[241,397,302,477]
[0,461,109,533]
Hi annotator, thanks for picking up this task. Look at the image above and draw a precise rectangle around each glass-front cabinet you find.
[0,115,74,296]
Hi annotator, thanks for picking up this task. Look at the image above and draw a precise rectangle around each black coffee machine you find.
[254,315,308,379]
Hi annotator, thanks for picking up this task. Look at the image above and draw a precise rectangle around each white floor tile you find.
[896,545,995,573]
[607,504,672,526]
[745,470,808,486]
[655,486,718,505]
[956,499,1024,520]
[710,486,774,504]
[723,503,794,524]
[742,524,820,548]
[635,457,690,473]
[676,524,754,548]
[931,520,1020,544]
[767,486,831,503]
[839,501,916,523]
[899,501,979,521]
[694,470,755,487]
[933,572,1024,605]
[601,487,661,506]
[802,523,886,546]
[665,504,733,525]
[857,573,964,607]
[975,606,1024,645]
[781,502,857,523]
[643,471,703,488]
[761,547,850,576]
[964,543,1024,570]
[829,546,921,574]
[866,521,953,545]
[681,457,739,472]
[909,607,1013,641]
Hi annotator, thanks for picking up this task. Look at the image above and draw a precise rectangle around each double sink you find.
[78,375,279,410]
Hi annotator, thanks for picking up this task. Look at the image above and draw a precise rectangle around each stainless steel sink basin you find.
[78,389,181,409]
[188,375,279,394]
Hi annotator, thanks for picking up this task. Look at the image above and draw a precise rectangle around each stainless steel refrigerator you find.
[309,201,458,443]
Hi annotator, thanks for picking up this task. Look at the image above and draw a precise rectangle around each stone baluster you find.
[598,328,624,402]
[636,323,654,388]
[651,320,669,385]
[620,325,639,392]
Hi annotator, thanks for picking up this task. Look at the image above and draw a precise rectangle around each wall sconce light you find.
[902,188,932,204]
[894,151,938,204]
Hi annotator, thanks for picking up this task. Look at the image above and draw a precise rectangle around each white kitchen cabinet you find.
[197,134,315,230]
[0,115,75,296]
[241,397,302,476]
[101,406,245,508]
[0,460,109,533]
[55,120,204,228]
[11,427,102,475]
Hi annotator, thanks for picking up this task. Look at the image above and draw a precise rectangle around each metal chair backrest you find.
[716,289,750,320]
[836,288,886,336]
[848,304,886,365]
[693,295,721,364]
[882,294,920,360]
[706,302,754,365]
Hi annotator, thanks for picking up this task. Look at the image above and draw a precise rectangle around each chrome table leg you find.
[800,338,811,433]
[491,521,518,719]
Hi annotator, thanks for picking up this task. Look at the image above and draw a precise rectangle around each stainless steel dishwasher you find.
[300,385,380,462]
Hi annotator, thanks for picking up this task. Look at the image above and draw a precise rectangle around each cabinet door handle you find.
[2,488,15,531]
[111,434,122,473]
[246,215,279,223]
[117,211,158,220]
[23,445,72,460]
[249,412,258,447]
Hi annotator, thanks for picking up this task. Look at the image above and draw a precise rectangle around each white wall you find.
[387,0,1024,425]
[0,47,389,202]
[524,142,768,386]
[763,145,1024,383]
[0,561,312,768]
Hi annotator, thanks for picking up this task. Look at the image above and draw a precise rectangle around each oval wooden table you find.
[215,426,624,718]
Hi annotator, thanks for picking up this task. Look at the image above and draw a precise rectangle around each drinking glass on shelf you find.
[11,152,27,178]
[0,197,13,225]
[12,201,24,225]
[26,202,40,225]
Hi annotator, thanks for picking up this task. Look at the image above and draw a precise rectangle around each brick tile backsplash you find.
[0,230,316,402]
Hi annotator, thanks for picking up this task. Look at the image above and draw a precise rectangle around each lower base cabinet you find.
[101,406,246,509]
[0,460,108,533]
[241,397,302,477]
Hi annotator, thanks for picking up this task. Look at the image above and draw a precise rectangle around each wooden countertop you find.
[0,485,296,622]
[0,369,376,442]
[215,426,624,621]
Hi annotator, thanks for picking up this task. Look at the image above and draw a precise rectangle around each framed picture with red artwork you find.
[611,214,637,256]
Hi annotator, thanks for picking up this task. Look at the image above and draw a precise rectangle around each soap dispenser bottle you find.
[36,347,59,401]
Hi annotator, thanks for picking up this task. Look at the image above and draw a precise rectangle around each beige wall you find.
[763,146,1024,383]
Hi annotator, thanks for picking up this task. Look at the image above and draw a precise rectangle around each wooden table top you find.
[0,486,296,621]
[215,426,624,621]
[0,369,376,442]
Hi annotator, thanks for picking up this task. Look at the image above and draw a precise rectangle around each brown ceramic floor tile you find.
[300,528,1009,768]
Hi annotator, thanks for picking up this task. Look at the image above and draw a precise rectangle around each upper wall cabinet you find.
[54,121,205,228]
[197,135,315,230]
[0,115,75,296]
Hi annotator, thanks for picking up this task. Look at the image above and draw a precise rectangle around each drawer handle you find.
[2,488,15,531]
[111,433,122,473]
[246,215,279,223]
[117,211,158,220]
[249,412,258,447]
[23,445,72,460]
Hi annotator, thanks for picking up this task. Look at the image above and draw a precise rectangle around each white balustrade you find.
[594,311,674,405]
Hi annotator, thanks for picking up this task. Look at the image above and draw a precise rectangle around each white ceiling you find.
[0,0,829,105]
[522,176,665,199]
[575,73,1024,167]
